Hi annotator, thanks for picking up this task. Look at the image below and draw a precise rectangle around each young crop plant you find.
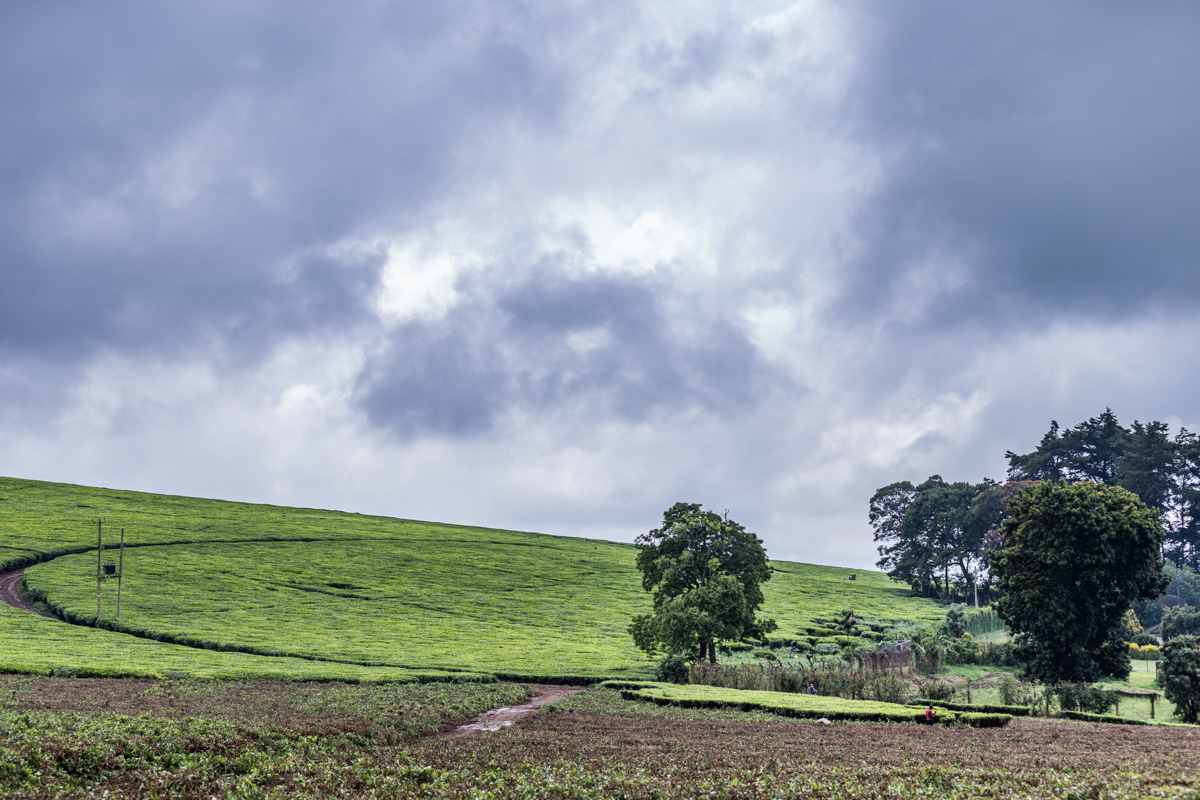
[605,681,1012,727]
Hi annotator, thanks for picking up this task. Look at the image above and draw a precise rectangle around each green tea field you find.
[0,476,946,681]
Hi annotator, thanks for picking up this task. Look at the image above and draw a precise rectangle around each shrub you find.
[1162,605,1200,641]
[1131,633,1157,647]
[1054,683,1116,715]
[943,604,967,638]
[944,636,978,665]
[778,671,805,694]
[655,654,690,684]
[1129,643,1161,661]
[909,699,1031,717]
[1158,634,1200,723]
[964,607,1005,636]
[1120,608,1144,641]
[921,680,956,702]
[867,674,910,705]
[976,642,1017,667]
[997,676,1038,707]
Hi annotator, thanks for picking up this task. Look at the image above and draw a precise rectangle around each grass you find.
[1,476,948,681]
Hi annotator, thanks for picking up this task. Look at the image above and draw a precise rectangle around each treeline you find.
[871,409,1200,601]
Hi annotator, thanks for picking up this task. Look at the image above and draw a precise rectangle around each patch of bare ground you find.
[0,675,530,739]
[406,712,1200,798]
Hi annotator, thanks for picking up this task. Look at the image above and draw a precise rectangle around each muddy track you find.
[449,685,584,736]
[0,569,46,616]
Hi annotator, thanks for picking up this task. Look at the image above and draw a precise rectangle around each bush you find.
[976,642,1017,667]
[655,654,690,684]
[1129,643,1161,661]
[1054,683,1116,715]
[867,674,910,705]
[998,675,1037,707]
[1158,634,1200,723]
[910,699,1031,717]
[1131,633,1157,647]
[1162,605,1200,641]
[944,636,978,665]
[943,604,967,638]
[964,607,1005,636]
[921,680,956,702]
[1119,608,1144,641]
[778,671,805,694]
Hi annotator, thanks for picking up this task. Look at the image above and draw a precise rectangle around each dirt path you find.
[0,569,46,616]
[449,684,583,736]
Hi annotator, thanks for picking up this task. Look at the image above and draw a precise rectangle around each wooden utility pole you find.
[95,521,126,620]
[96,519,103,620]
[116,527,124,618]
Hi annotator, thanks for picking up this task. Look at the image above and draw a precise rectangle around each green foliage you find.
[910,699,1031,717]
[629,503,775,663]
[921,680,957,702]
[871,477,992,600]
[990,481,1169,683]
[1131,559,1200,626]
[0,477,949,681]
[1007,411,1200,572]
[1053,683,1116,715]
[943,603,967,637]
[654,654,689,684]
[963,606,1005,636]
[1159,634,1200,723]
[1119,608,1143,641]
[608,681,1012,727]
[1162,605,1200,640]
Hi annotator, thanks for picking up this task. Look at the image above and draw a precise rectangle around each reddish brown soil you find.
[0,569,44,616]
[450,684,584,735]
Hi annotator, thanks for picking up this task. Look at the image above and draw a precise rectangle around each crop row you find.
[3,476,948,680]
[600,681,1013,727]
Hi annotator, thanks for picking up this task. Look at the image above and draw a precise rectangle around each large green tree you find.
[989,481,1169,683]
[629,503,775,664]
[870,476,995,600]
[1006,410,1200,568]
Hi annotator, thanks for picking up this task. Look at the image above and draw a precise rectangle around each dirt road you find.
[0,569,45,616]
[449,684,584,735]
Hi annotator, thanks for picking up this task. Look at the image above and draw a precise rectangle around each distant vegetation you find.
[871,409,1200,604]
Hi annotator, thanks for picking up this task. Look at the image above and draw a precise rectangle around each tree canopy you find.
[1006,410,1200,569]
[628,502,775,664]
[989,481,1169,683]
[870,475,1026,600]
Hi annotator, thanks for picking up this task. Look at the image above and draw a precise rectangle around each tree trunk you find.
[707,639,717,664]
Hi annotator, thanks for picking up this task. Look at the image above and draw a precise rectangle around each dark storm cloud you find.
[358,269,770,437]
[0,1,566,365]
[840,1,1200,327]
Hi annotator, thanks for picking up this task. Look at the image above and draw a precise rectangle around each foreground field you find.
[1,476,945,680]
[1,679,1197,799]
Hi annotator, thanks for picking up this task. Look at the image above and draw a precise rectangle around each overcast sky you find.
[3,1,1199,569]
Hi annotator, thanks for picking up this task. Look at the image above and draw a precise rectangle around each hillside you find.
[0,477,946,681]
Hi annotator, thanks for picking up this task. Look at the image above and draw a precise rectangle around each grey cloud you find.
[358,269,772,437]
[0,1,569,370]
[839,1,1200,327]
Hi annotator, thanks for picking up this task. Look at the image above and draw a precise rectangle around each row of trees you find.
[871,410,1200,600]
[1006,410,1200,568]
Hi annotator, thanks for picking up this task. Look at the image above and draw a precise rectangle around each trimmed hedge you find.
[610,682,1011,728]
[1056,710,1151,726]
[910,698,1032,717]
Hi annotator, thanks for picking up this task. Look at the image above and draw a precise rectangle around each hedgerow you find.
[611,682,1012,727]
